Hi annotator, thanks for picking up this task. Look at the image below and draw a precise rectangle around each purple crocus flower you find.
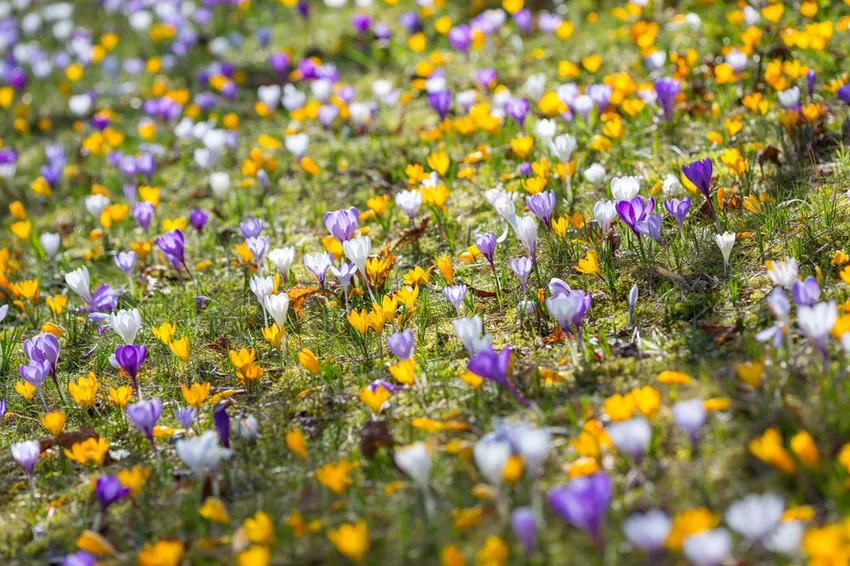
[324,207,360,242]
[654,78,680,124]
[512,507,537,554]
[548,472,612,545]
[115,344,147,396]
[475,232,498,269]
[114,251,137,277]
[444,284,469,315]
[369,379,407,393]
[398,11,421,33]
[246,237,269,262]
[239,218,264,238]
[19,359,49,390]
[616,197,655,235]
[807,70,816,99]
[189,209,210,232]
[476,68,497,90]
[838,85,850,105]
[155,229,186,272]
[63,550,96,566]
[126,398,163,442]
[387,330,414,361]
[0,398,6,420]
[89,284,118,314]
[448,25,472,52]
[792,276,820,307]
[175,407,196,429]
[304,253,333,289]
[467,346,530,407]
[663,198,691,232]
[428,89,452,120]
[24,333,59,377]
[506,97,531,127]
[214,404,231,448]
[635,213,663,245]
[95,475,130,510]
[509,257,533,294]
[513,9,533,34]
[268,52,289,78]
[682,158,713,199]
[351,14,372,34]
[526,191,556,229]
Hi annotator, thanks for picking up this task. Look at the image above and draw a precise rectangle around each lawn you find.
[2,0,850,564]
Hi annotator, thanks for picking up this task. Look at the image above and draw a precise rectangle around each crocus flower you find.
[189,209,210,232]
[19,359,49,391]
[467,346,529,407]
[683,529,732,566]
[214,404,231,448]
[607,417,652,462]
[475,232,497,269]
[330,263,357,305]
[682,158,713,199]
[115,344,147,396]
[506,97,531,127]
[548,472,612,544]
[395,190,423,219]
[516,215,539,263]
[89,284,118,315]
[110,308,141,344]
[246,237,269,262]
[175,407,196,429]
[65,265,93,303]
[526,191,556,229]
[792,276,820,306]
[798,301,838,360]
[509,257,532,294]
[654,77,680,123]
[387,330,414,361]
[453,316,493,356]
[324,207,359,242]
[63,551,96,566]
[394,441,431,489]
[512,507,537,554]
[663,198,691,233]
[725,492,784,542]
[672,398,706,445]
[838,84,850,105]
[24,333,59,377]
[444,284,468,315]
[126,398,163,443]
[635,213,663,245]
[176,430,231,477]
[715,231,736,268]
[114,251,137,277]
[616,197,654,236]
[304,253,333,289]
[428,89,452,120]
[95,474,130,510]
[239,217,264,238]
[155,229,186,273]
[448,24,472,52]
[11,440,41,475]
[476,68,497,90]
[623,509,671,553]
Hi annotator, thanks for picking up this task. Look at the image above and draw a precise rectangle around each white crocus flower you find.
[714,232,736,268]
[40,233,61,260]
[683,529,732,566]
[65,265,92,302]
[394,442,431,488]
[263,293,290,328]
[623,509,671,553]
[766,257,799,289]
[610,176,641,201]
[176,430,232,477]
[594,200,618,234]
[474,432,512,486]
[110,308,142,344]
[452,316,493,356]
[725,492,784,542]
[267,247,296,281]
